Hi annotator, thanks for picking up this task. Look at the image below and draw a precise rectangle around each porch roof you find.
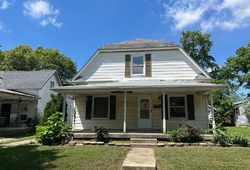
[53,80,225,92]
[0,88,38,100]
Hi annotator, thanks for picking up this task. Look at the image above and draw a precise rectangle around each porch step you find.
[130,138,157,144]
[130,143,157,148]
[130,138,158,147]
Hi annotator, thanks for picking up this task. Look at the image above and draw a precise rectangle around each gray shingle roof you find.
[100,39,178,50]
[0,70,56,90]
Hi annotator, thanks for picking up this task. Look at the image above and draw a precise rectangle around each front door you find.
[137,97,152,129]
[0,103,11,126]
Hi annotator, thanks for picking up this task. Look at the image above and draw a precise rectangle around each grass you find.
[0,145,128,170]
[156,147,250,170]
[226,126,250,140]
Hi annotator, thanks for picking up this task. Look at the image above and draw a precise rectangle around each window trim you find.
[91,95,110,119]
[168,95,187,119]
[131,55,145,76]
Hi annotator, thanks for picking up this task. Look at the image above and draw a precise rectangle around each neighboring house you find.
[0,70,61,127]
[54,39,223,133]
[234,95,250,126]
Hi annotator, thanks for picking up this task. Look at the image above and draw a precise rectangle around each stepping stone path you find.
[122,147,156,170]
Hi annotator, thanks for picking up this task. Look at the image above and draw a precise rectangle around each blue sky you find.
[0,0,250,73]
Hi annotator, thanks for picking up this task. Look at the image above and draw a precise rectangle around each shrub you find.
[213,129,249,147]
[168,125,203,143]
[36,112,71,145]
[213,129,231,146]
[230,133,249,147]
[43,93,63,124]
[94,126,110,143]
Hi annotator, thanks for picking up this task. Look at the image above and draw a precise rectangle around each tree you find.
[180,30,219,78]
[0,45,77,81]
[220,42,250,89]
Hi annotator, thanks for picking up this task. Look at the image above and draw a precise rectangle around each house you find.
[0,70,61,127]
[234,95,250,126]
[54,39,224,134]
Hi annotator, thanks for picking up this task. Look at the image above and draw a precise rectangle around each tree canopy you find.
[0,45,77,81]
[220,42,250,89]
[180,30,219,78]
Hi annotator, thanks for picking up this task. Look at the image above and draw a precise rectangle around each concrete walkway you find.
[0,139,37,148]
[122,148,156,170]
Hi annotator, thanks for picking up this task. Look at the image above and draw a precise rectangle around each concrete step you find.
[122,148,156,170]
[130,143,157,148]
[130,138,157,144]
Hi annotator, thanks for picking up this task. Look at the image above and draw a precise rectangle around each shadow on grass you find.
[0,145,62,169]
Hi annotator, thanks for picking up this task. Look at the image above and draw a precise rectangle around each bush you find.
[94,126,110,143]
[168,125,203,143]
[43,93,63,124]
[213,129,249,147]
[230,133,249,147]
[213,129,231,146]
[36,112,71,145]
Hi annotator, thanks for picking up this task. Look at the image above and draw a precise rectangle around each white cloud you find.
[0,0,12,10]
[23,0,62,27]
[162,0,250,31]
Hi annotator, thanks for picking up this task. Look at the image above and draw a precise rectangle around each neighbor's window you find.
[50,81,55,88]
[169,97,186,117]
[93,97,109,118]
[132,56,144,75]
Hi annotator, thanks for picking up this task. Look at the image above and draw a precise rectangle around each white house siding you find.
[37,75,59,117]
[73,92,208,131]
[80,50,202,82]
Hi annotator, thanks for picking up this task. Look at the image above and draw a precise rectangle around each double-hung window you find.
[169,96,186,118]
[132,56,144,75]
[92,96,109,118]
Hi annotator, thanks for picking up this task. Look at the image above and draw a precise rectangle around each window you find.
[132,56,144,75]
[50,81,55,88]
[93,97,109,118]
[169,97,186,117]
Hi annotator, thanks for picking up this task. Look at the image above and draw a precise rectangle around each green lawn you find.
[226,126,250,140]
[156,147,250,170]
[0,145,128,170]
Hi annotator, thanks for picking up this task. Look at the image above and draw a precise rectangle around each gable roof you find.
[0,70,58,90]
[100,39,178,50]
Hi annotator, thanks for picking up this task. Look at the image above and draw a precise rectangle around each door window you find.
[140,99,150,119]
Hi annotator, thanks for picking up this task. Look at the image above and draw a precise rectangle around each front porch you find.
[61,89,217,134]
[0,90,38,127]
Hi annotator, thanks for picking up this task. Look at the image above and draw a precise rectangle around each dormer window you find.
[132,56,144,75]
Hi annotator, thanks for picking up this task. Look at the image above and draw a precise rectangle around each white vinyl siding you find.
[80,50,202,82]
[73,93,208,131]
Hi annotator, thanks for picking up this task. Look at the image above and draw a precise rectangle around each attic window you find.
[50,81,55,88]
[132,56,144,75]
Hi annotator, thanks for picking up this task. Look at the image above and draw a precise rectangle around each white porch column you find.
[210,94,216,132]
[162,91,166,134]
[123,90,127,133]
[62,93,66,121]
